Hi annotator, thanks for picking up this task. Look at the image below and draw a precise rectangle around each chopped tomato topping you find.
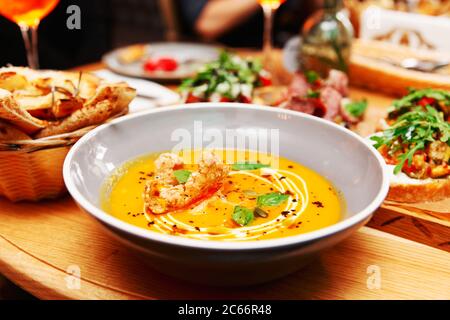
[259,74,272,87]
[239,95,252,103]
[417,97,436,107]
[185,93,202,103]
[219,97,232,102]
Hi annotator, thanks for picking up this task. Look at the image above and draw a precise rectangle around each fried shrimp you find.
[144,151,230,214]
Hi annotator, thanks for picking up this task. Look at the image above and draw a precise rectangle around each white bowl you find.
[63,103,389,286]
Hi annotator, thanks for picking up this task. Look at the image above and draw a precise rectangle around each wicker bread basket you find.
[0,117,121,202]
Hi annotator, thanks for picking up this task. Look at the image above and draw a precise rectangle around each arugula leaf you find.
[257,192,289,207]
[305,70,319,84]
[232,206,254,226]
[173,170,191,184]
[394,141,424,174]
[393,89,450,109]
[373,106,450,175]
[345,100,368,117]
[231,162,270,170]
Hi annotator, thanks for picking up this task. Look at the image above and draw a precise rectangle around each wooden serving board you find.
[0,54,448,299]
[0,197,449,300]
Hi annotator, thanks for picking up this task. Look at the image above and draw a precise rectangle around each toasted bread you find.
[0,88,46,134]
[385,164,450,203]
[35,83,135,138]
[0,67,136,138]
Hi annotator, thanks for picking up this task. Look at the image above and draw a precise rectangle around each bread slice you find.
[0,88,46,134]
[386,164,450,203]
[35,83,135,138]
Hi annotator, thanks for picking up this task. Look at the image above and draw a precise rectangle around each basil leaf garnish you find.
[257,192,289,207]
[232,162,270,170]
[345,100,368,117]
[173,170,191,184]
[232,206,254,226]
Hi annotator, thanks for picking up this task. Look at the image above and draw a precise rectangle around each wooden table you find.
[0,54,449,300]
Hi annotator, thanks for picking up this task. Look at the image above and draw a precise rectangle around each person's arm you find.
[195,0,260,41]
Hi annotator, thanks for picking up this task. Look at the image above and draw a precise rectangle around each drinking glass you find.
[0,0,60,69]
[258,0,286,82]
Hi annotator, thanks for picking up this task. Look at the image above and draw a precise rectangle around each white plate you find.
[102,42,221,81]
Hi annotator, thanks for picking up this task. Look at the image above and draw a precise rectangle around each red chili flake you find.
[312,201,324,208]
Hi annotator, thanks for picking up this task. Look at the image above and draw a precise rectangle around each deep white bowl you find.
[63,103,389,286]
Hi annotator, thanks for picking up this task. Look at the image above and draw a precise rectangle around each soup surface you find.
[102,149,344,241]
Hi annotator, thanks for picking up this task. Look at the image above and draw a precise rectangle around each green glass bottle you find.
[299,0,354,76]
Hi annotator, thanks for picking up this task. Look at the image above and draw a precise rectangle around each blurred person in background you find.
[176,0,321,47]
[0,0,320,69]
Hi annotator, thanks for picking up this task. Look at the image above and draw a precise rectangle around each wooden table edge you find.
[0,234,147,300]
[1,227,448,300]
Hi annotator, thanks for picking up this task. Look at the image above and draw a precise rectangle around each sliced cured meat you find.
[284,96,316,114]
[288,73,310,97]
[326,70,349,97]
[320,87,342,120]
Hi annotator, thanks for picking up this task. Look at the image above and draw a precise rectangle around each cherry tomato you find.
[143,57,178,72]
[143,60,157,72]
[156,57,178,71]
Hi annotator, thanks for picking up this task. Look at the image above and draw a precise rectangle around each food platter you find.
[102,42,221,81]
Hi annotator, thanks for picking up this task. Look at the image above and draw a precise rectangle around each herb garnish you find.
[344,99,367,118]
[306,89,320,98]
[371,106,450,174]
[232,206,254,226]
[257,192,290,207]
[388,88,450,119]
[173,170,191,184]
[231,162,270,170]
[305,70,319,84]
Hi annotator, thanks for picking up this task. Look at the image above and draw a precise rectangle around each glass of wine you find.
[258,0,286,83]
[0,0,60,69]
